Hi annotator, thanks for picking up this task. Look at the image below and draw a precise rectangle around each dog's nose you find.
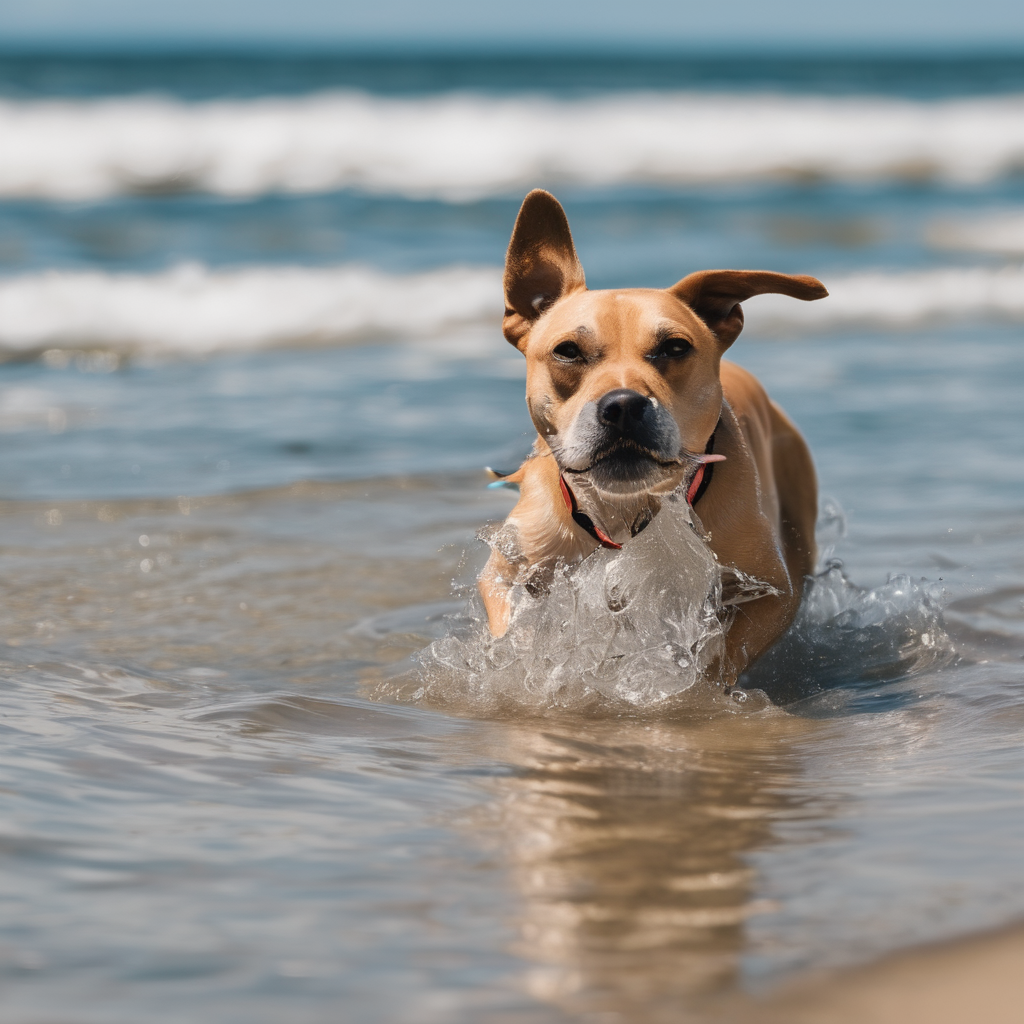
[596,389,650,433]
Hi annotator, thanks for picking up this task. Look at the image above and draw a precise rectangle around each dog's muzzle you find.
[555,388,684,495]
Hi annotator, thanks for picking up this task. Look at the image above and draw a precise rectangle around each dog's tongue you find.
[694,453,727,465]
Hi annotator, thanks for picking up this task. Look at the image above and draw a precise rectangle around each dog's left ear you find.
[503,190,586,349]
[670,270,827,348]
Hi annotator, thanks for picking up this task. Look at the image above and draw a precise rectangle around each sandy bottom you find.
[737,922,1024,1024]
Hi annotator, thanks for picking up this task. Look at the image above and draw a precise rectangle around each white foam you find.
[747,263,1024,331]
[2,91,1024,200]
[2,261,1023,358]
[0,262,502,356]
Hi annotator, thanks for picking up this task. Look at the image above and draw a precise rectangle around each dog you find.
[477,190,829,682]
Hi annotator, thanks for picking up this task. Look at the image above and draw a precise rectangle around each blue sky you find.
[0,0,1021,49]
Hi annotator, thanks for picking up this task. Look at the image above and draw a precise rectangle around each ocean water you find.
[0,51,1023,1023]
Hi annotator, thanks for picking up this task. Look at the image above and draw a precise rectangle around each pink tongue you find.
[695,453,727,464]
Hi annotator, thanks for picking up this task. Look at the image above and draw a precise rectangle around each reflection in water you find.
[480,715,819,1021]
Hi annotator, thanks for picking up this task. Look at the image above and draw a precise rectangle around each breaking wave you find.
[2,90,1024,201]
[747,263,1024,331]
[0,262,501,357]
[3,261,1024,358]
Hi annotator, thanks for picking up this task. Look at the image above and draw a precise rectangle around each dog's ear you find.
[503,190,586,349]
[670,270,827,348]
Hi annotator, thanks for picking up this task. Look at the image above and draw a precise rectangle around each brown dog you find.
[479,190,827,681]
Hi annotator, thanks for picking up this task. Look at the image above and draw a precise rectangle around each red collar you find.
[685,463,707,505]
[559,475,622,549]
[686,427,720,505]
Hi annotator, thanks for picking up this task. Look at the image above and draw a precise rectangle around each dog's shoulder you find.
[502,444,595,567]
[719,360,775,427]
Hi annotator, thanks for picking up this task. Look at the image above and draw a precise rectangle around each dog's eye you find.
[651,337,692,360]
[552,341,584,362]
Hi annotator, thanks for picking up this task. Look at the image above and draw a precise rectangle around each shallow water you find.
[0,51,1023,1023]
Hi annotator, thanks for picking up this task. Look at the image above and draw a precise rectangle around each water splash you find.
[741,497,956,707]
[385,493,771,717]
[743,563,956,708]
[378,496,955,719]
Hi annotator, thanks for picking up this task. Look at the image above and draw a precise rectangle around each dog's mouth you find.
[561,440,686,497]
[561,439,725,502]
[563,439,683,476]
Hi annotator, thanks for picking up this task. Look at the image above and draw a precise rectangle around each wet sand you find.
[743,921,1024,1024]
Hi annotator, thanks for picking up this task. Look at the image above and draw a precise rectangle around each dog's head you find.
[503,189,827,498]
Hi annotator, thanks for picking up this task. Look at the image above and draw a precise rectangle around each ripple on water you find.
[0,475,1022,1023]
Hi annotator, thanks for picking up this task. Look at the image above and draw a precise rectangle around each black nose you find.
[596,389,650,434]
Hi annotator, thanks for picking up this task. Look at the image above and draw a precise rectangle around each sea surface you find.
[0,51,1023,1023]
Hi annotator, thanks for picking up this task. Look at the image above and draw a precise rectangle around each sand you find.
[740,921,1024,1024]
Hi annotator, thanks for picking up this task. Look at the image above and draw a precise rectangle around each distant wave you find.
[0,263,503,356]
[928,212,1024,256]
[2,262,1023,357]
[748,264,1024,331]
[2,91,1024,200]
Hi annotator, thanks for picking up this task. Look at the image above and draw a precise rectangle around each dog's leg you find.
[478,451,592,637]
[717,408,817,680]
[478,549,517,637]
[721,579,799,681]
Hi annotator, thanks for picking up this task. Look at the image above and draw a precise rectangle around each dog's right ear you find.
[503,190,586,349]
[670,269,828,348]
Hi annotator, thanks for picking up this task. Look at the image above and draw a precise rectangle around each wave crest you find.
[0,262,501,357]
[2,91,1024,201]
[748,264,1024,331]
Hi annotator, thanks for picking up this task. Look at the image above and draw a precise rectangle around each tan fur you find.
[480,190,826,680]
